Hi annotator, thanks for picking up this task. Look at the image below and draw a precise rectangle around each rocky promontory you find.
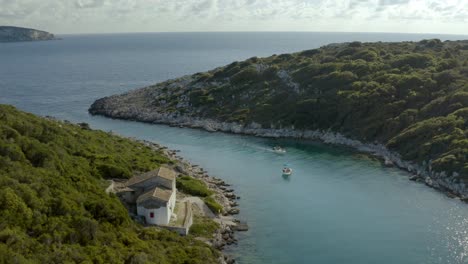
[0,26,56,42]
[89,39,468,201]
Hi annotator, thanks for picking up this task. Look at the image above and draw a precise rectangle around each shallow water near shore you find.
[1,32,468,264]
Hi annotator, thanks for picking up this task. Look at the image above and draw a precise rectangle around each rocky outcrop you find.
[0,26,56,42]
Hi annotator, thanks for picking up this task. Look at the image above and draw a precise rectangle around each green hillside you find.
[0,105,219,263]
[90,39,468,188]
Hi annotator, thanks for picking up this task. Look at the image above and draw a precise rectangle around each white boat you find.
[282,166,293,176]
[273,146,286,153]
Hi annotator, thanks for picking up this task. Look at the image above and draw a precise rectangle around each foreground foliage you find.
[0,105,220,264]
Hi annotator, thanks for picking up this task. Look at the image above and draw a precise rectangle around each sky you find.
[0,0,467,35]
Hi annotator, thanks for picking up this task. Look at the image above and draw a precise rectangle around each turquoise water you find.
[1,32,468,264]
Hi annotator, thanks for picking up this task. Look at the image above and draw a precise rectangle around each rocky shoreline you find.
[91,107,467,202]
[132,137,246,264]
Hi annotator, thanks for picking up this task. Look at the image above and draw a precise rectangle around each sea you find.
[1,32,468,264]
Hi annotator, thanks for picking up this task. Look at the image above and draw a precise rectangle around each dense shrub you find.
[203,197,223,215]
[152,40,467,179]
[176,176,213,197]
[189,216,220,238]
[391,53,434,69]
[0,105,219,263]
[231,66,260,84]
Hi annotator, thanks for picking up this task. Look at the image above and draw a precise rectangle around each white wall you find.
[169,191,176,214]
[136,189,176,226]
[137,205,170,225]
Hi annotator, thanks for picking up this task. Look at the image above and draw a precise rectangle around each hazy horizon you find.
[4,27,468,38]
[1,0,467,35]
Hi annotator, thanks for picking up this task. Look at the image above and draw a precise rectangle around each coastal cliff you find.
[89,39,468,200]
[0,26,55,42]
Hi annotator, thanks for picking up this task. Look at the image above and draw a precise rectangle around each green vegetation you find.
[176,176,223,215]
[189,216,220,239]
[0,105,220,263]
[177,175,214,197]
[203,197,224,214]
[93,39,467,183]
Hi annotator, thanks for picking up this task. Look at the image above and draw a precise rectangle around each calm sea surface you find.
[1,32,468,264]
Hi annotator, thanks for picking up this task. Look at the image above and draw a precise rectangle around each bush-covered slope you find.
[0,26,55,42]
[0,105,220,263]
[89,39,468,191]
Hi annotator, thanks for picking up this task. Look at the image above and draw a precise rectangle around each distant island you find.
[0,26,56,42]
[89,39,468,201]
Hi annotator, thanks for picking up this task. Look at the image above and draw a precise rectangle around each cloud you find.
[349,0,371,9]
[0,0,467,34]
[74,0,105,9]
[375,0,410,12]
[378,0,410,6]
[0,0,38,19]
[191,0,216,15]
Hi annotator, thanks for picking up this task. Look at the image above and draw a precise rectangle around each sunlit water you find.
[1,32,467,264]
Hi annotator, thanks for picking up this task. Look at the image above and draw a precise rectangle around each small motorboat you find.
[282,164,293,176]
[273,146,286,153]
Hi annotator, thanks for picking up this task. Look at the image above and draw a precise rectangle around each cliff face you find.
[89,39,468,199]
[0,26,55,42]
